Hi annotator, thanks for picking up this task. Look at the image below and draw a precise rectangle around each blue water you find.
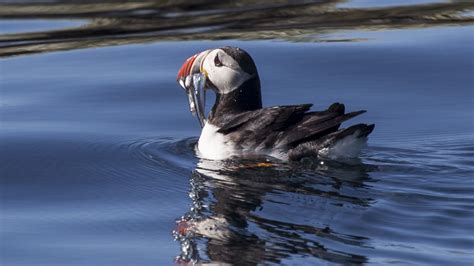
[1,2,474,265]
[0,19,85,34]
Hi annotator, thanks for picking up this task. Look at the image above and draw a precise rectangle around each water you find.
[0,19,85,34]
[1,1,473,265]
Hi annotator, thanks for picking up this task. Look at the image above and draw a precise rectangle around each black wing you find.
[213,103,365,150]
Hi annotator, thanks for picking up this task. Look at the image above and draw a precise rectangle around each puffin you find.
[176,46,374,161]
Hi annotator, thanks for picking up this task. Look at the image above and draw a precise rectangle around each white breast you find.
[197,123,237,160]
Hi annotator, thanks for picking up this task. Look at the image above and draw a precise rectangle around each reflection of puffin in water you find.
[177,46,374,161]
[174,158,373,265]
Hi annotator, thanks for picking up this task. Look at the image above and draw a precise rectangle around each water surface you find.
[1,0,473,265]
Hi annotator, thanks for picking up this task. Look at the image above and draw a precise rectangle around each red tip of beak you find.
[177,54,198,81]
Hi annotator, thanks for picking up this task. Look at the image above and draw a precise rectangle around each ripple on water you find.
[2,133,473,265]
[1,134,204,265]
[164,133,474,265]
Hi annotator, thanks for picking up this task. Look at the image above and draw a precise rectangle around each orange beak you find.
[176,50,211,84]
[177,53,199,81]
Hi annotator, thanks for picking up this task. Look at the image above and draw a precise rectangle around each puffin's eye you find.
[214,54,223,67]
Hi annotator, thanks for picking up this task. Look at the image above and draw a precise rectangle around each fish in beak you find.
[177,50,211,128]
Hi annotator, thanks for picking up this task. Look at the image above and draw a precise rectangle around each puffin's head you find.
[177,46,258,94]
[177,46,261,126]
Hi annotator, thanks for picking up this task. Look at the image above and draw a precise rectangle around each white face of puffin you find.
[201,49,253,94]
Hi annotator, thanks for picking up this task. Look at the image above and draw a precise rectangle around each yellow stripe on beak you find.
[199,64,207,79]
[198,49,211,78]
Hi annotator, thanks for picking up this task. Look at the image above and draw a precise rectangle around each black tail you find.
[332,123,375,140]
[288,123,375,161]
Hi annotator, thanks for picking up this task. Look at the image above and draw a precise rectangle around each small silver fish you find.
[179,73,207,128]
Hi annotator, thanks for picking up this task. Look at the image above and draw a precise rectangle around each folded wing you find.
[214,103,368,152]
